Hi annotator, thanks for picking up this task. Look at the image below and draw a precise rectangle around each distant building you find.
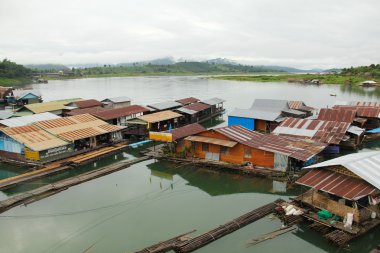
[360,80,378,86]
[6,88,42,106]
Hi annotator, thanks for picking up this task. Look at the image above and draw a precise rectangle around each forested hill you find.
[0,59,34,86]
[341,64,380,79]
[82,62,286,76]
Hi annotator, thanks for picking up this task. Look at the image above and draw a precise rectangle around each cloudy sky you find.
[0,0,379,69]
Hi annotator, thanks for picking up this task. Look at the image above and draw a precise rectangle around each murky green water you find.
[0,76,379,252]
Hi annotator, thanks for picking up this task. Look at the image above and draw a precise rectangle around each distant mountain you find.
[203,58,238,65]
[26,64,70,71]
[118,57,176,66]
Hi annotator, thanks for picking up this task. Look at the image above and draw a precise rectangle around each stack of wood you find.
[174,199,284,253]
[324,230,354,246]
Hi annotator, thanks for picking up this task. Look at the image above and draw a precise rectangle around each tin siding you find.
[228,116,255,130]
[0,133,24,154]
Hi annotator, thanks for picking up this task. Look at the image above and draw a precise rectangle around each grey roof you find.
[0,110,14,120]
[282,109,306,116]
[250,99,289,111]
[305,151,380,190]
[201,97,226,105]
[347,126,365,136]
[229,107,283,121]
[147,101,182,111]
[0,112,60,127]
[101,96,131,103]
[12,89,41,99]
[176,107,198,115]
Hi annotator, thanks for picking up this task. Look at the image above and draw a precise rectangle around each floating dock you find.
[135,199,284,253]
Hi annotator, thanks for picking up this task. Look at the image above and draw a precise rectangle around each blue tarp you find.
[367,127,380,134]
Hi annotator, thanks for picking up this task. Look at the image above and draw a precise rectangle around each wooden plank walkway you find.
[0,155,150,214]
[0,144,128,190]
[134,199,284,253]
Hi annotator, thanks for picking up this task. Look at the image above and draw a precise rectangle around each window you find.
[220,146,229,155]
[202,143,209,152]
[244,148,252,158]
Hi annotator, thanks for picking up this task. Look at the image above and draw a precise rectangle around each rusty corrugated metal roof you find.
[66,107,108,116]
[296,169,377,200]
[168,123,206,141]
[66,99,103,109]
[333,104,380,118]
[215,125,326,161]
[33,113,124,141]
[175,97,200,105]
[317,108,356,123]
[1,125,69,151]
[183,102,211,112]
[92,105,150,121]
[273,117,350,145]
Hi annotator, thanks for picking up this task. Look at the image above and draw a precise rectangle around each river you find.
[0,76,379,253]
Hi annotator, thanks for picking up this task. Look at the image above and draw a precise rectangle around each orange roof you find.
[33,114,124,141]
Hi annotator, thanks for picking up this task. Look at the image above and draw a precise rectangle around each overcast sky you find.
[0,0,379,69]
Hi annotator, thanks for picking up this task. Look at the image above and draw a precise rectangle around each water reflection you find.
[147,160,298,197]
[340,83,380,99]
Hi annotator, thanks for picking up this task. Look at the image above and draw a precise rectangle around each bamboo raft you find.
[135,230,196,253]
[246,226,297,247]
[0,143,128,190]
[0,156,150,214]
[174,198,284,253]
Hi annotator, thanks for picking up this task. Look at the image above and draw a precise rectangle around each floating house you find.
[0,125,73,162]
[228,99,311,132]
[149,123,206,143]
[360,80,378,87]
[91,105,150,127]
[101,96,131,109]
[33,114,124,152]
[14,98,82,116]
[295,152,380,241]
[175,97,200,106]
[200,97,225,115]
[147,101,183,112]
[177,125,326,171]
[0,112,60,128]
[272,117,354,152]
[125,110,183,138]
[6,89,42,106]
[333,101,380,130]
[176,102,212,124]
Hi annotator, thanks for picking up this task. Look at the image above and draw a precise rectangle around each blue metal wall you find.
[228,116,255,130]
[0,133,24,154]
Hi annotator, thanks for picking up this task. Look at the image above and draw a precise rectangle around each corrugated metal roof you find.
[0,112,60,127]
[282,109,306,116]
[317,108,356,123]
[182,102,210,112]
[296,169,377,200]
[175,97,200,105]
[272,117,350,144]
[176,107,198,115]
[200,97,226,105]
[66,99,103,109]
[137,110,182,123]
[185,135,238,147]
[288,101,304,110]
[23,98,82,114]
[229,108,282,121]
[333,102,380,118]
[1,125,69,151]
[0,111,14,120]
[12,89,41,99]
[169,123,206,141]
[92,105,150,120]
[215,125,326,161]
[66,107,108,116]
[34,113,124,141]
[101,96,131,103]
[305,151,380,190]
[147,101,182,111]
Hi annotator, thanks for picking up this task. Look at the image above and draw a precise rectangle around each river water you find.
[0,76,379,253]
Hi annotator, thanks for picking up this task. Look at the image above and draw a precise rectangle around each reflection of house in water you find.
[146,160,298,196]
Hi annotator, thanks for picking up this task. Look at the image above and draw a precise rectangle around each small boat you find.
[330,94,337,97]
